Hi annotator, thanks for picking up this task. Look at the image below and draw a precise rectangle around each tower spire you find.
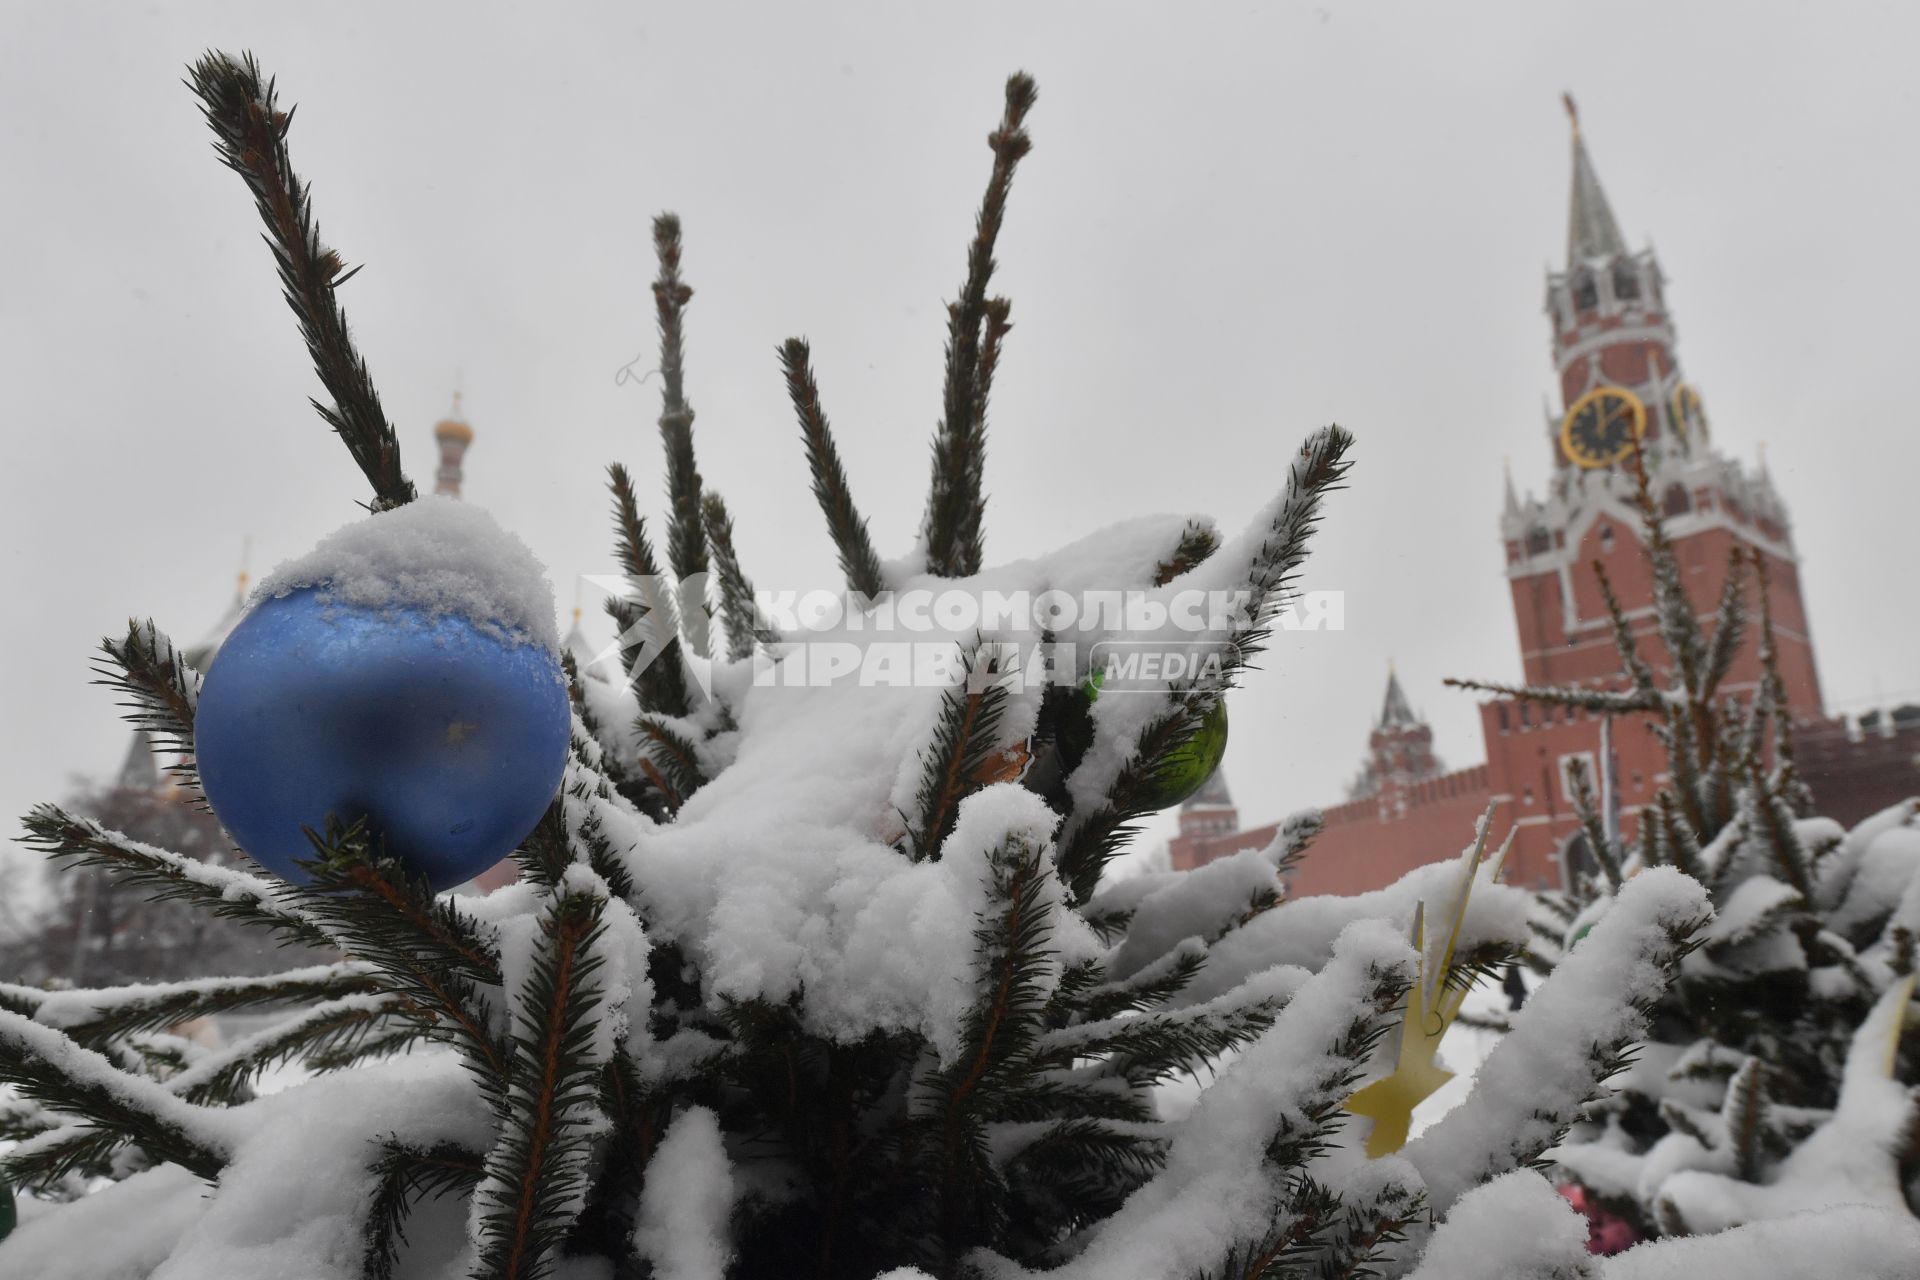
[433,389,474,498]
[1563,93,1627,266]
[1379,666,1417,729]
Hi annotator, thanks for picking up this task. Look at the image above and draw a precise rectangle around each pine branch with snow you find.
[185,50,416,512]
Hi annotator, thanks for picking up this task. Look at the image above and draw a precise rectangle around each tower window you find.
[1662,483,1691,518]
[1599,525,1615,551]
[1612,263,1640,301]
[1572,273,1598,311]
[1526,526,1551,556]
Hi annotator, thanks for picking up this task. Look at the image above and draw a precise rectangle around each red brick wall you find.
[1170,765,1502,897]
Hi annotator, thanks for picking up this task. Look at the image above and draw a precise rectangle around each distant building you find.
[1171,102,1919,894]
[434,393,475,498]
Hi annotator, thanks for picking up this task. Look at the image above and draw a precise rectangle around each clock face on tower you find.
[1560,386,1647,469]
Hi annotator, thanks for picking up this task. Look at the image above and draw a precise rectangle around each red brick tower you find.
[1347,670,1445,811]
[1485,98,1824,887]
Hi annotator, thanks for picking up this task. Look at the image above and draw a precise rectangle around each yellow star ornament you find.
[1343,818,1511,1158]
[1884,973,1916,1079]
[1343,902,1457,1158]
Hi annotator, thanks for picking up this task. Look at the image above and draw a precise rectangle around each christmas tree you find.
[1449,450,1920,1246]
[3,50,1917,1280]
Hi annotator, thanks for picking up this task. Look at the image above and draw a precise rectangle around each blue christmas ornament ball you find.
[194,586,570,890]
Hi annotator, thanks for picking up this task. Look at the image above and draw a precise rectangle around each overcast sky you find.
[3,1,1917,864]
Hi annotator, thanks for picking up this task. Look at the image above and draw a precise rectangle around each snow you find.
[0,1009,244,1152]
[0,1052,495,1280]
[1833,824,1920,935]
[20,962,376,1032]
[993,920,1414,1280]
[153,1052,493,1280]
[254,496,560,653]
[1650,977,1917,1233]
[1406,1171,1596,1279]
[606,658,1076,1056]
[1816,798,1918,911]
[1697,875,1799,950]
[1601,1204,1920,1279]
[633,1106,735,1280]
[0,1163,212,1280]
[1406,868,1710,1214]
[1176,856,1533,1008]
[1104,842,1285,980]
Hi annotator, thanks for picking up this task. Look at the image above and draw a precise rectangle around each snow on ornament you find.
[194,499,570,890]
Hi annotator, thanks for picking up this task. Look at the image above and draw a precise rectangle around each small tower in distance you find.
[1177,770,1238,842]
[433,391,474,498]
[1347,668,1443,805]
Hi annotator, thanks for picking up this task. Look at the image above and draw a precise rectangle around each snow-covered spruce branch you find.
[92,619,202,791]
[702,491,778,661]
[10,961,381,1047]
[636,715,708,807]
[1031,966,1294,1088]
[781,336,888,601]
[1149,519,1221,587]
[1401,867,1711,1215]
[282,830,508,1082]
[184,51,416,511]
[1056,426,1354,903]
[606,460,692,720]
[364,1141,489,1280]
[916,828,1062,1266]
[167,990,410,1105]
[18,803,336,951]
[0,1010,235,1182]
[908,641,1015,861]
[1439,673,1664,716]
[554,764,649,902]
[469,879,620,1280]
[1694,547,1750,705]
[1624,457,1709,701]
[650,213,708,592]
[922,71,1037,580]
[1104,839,1313,982]
[987,921,1414,1280]
[1563,754,1626,890]
[1403,1171,1599,1280]
[1067,937,1210,1021]
[4,992,410,1192]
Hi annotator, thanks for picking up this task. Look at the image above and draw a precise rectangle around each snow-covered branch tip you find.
[781,337,888,601]
[922,71,1039,580]
[184,50,416,511]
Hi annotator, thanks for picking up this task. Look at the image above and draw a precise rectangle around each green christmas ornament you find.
[1035,672,1228,812]
[1136,694,1229,810]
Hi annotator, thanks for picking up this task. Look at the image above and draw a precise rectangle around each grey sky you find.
[3,1,1917,864]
